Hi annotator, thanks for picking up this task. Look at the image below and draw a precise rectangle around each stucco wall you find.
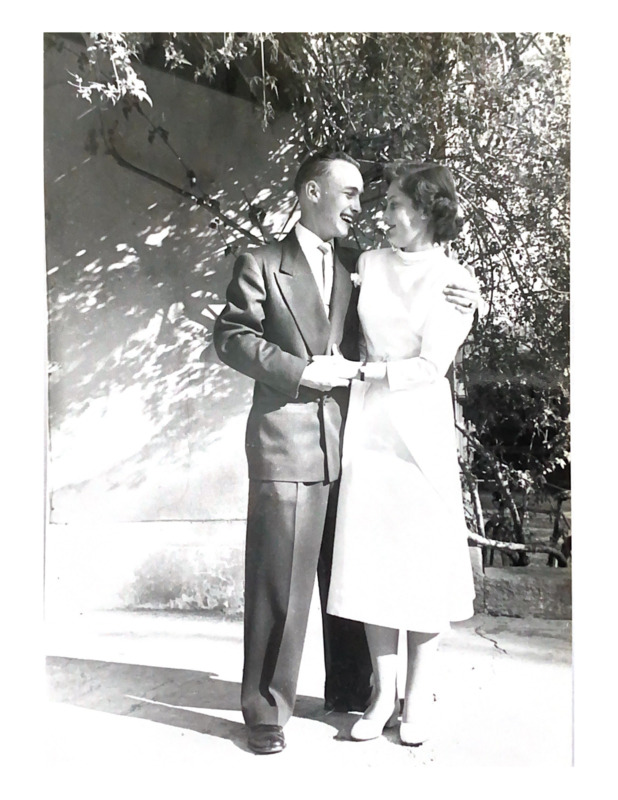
[44,43,300,611]
[45,45,299,526]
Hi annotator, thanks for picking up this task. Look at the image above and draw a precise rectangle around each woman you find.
[327,162,476,746]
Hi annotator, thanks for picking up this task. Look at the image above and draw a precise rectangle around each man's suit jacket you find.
[213,230,360,483]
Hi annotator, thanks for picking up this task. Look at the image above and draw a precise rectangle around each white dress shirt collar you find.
[294,222,333,253]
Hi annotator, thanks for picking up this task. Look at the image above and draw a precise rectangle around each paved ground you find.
[41,591,573,794]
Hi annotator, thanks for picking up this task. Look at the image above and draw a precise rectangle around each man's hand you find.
[329,345,363,380]
[443,265,488,317]
[443,282,480,314]
[300,353,361,391]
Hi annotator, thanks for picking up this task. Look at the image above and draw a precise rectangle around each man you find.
[213,151,479,755]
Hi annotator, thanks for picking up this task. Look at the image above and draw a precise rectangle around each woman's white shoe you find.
[350,704,400,741]
[399,720,431,746]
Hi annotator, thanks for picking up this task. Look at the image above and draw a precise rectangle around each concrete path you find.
[42,591,572,795]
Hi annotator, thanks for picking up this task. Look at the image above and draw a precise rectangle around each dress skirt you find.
[327,376,475,633]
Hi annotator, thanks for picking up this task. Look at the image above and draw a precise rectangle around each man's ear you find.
[305,180,321,203]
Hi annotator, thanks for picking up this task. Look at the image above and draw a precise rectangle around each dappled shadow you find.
[44,44,391,521]
[46,656,350,751]
[45,49,294,517]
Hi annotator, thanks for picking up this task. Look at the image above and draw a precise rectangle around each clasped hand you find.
[300,345,360,391]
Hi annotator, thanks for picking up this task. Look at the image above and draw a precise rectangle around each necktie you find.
[317,242,331,306]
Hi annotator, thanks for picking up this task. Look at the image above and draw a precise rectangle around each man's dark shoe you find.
[247,724,286,755]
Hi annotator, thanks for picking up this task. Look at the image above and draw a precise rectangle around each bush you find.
[123,546,244,618]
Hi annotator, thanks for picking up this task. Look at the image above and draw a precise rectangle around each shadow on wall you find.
[44,47,304,522]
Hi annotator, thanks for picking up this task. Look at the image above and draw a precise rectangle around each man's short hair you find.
[293,150,360,195]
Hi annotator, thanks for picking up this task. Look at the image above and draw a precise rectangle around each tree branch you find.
[103,127,264,246]
[459,456,486,536]
[467,531,568,567]
[455,422,524,542]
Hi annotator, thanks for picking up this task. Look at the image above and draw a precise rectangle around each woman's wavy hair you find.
[384,161,463,244]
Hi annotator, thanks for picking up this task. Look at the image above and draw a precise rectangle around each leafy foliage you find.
[124,547,244,617]
[66,32,154,105]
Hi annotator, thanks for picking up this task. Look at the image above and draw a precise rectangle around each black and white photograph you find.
[9,20,603,792]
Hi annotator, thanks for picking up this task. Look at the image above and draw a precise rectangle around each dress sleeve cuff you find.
[386,357,438,391]
[363,362,387,381]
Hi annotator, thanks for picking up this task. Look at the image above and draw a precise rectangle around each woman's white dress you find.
[327,246,476,632]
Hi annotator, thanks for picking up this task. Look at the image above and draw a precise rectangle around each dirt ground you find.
[42,594,572,795]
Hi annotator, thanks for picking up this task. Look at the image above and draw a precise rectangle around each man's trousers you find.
[241,479,372,727]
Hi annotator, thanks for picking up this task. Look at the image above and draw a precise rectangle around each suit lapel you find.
[274,232,331,356]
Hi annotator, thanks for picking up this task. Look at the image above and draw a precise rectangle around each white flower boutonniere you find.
[350,272,362,288]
